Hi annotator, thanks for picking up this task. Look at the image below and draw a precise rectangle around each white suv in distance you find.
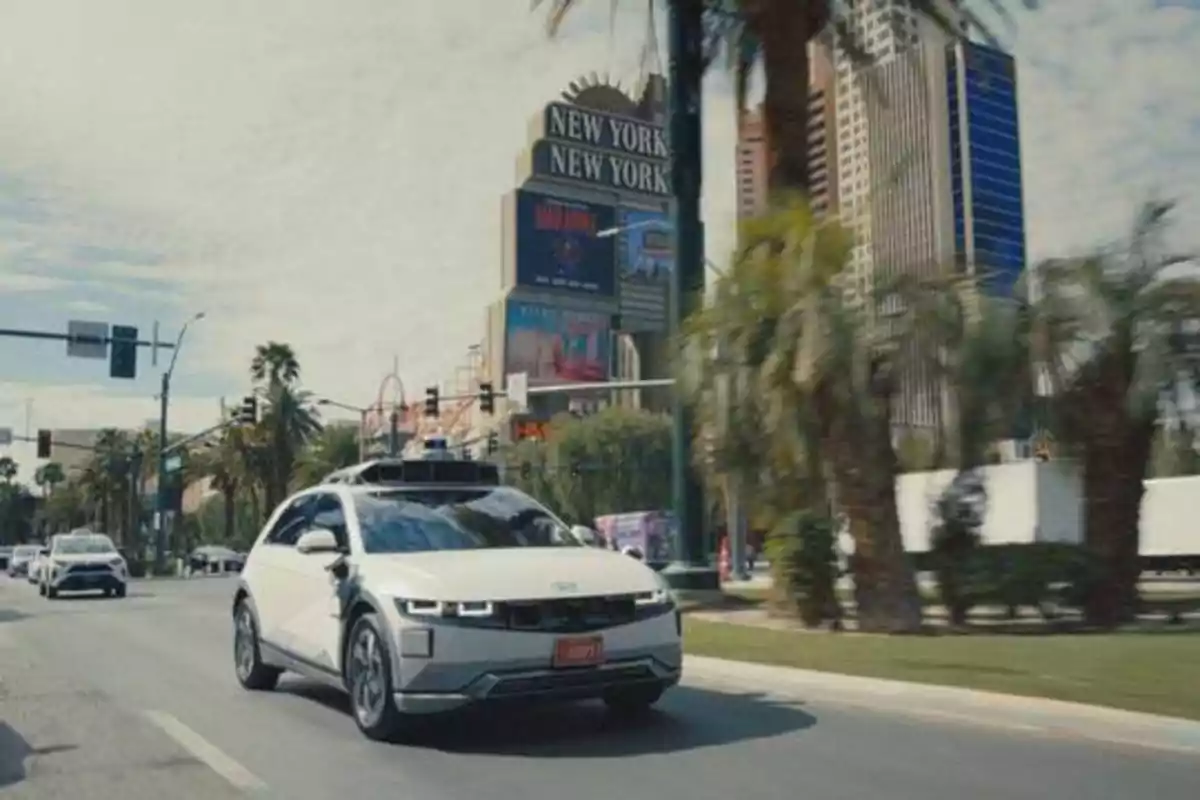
[232,457,682,741]
[41,532,129,599]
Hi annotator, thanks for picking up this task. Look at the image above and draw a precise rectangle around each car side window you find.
[311,493,349,551]
[265,496,315,547]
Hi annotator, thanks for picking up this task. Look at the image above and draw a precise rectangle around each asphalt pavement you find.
[2,575,1198,800]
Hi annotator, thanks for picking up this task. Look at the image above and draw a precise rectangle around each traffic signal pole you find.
[662,0,718,592]
[155,370,170,574]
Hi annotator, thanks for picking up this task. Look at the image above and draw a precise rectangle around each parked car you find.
[188,546,246,575]
[6,545,40,578]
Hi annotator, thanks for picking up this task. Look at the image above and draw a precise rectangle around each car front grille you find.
[66,563,111,574]
[500,596,637,633]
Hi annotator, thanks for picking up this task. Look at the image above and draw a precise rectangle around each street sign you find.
[0,428,11,446]
[66,320,109,359]
[506,372,529,414]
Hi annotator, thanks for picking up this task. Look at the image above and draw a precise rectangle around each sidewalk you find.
[683,654,1200,757]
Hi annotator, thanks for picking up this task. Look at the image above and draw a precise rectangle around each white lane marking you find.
[143,709,267,792]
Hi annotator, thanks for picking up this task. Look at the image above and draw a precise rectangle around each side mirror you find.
[570,525,600,546]
[296,528,341,554]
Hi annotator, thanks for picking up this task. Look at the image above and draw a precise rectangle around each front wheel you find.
[113,584,127,599]
[234,602,281,691]
[602,683,665,717]
[38,582,46,596]
[345,614,404,741]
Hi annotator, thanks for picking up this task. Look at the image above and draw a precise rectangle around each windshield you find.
[53,535,117,555]
[353,487,583,554]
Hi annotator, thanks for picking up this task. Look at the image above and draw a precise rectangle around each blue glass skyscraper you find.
[946,41,1027,297]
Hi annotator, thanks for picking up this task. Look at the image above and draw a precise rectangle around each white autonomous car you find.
[232,455,682,741]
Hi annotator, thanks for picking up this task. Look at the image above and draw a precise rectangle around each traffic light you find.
[109,325,138,379]
[479,382,494,415]
[485,431,499,455]
[424,386,439,418]
[238,395,258,425]
[36,429,52,459]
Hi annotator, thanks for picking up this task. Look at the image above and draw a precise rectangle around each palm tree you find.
[682,197,1033,631]
[295,425,361,489]
[251,342,301,388]
[1032,200,1200,627]
[0,456,17,484]
[34,461,66,498]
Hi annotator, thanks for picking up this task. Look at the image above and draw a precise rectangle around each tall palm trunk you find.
[745,0,829,195]
[221,484,237,543]
[818,376,923,633]
[1068,347,1154,628]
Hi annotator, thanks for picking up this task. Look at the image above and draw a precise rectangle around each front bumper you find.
[389,606,683,714]
[49,568,125,592]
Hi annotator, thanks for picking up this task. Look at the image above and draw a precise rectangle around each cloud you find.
[0,0,1196,464]
[64,299,112,314]
[0,271,67,293]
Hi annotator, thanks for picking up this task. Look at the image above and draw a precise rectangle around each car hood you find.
[362,547,661,602]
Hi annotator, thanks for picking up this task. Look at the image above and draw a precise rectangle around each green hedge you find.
[915,543,1099,620]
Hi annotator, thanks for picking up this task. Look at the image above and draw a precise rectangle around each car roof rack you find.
[323,457,500,487]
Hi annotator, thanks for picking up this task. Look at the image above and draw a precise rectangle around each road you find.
[1,577,1197,800]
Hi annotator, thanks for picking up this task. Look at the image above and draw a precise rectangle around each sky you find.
[1,0,1198,481]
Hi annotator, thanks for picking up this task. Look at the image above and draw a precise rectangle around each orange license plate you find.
[552,636,604,668]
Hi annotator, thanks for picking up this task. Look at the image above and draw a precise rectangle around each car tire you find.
[345,614,404,742]
[602,683,665,716]
[114,584,127,599]
[38,582,46,596]
[233,601,281,691]
[46,586,58,599]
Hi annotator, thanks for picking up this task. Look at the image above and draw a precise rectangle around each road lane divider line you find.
[143,709,267,792]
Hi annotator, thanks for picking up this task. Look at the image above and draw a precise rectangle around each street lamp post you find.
[154,311,205,574]
[316,399,370,461]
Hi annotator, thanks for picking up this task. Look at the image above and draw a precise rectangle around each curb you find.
[682,654,1200,757]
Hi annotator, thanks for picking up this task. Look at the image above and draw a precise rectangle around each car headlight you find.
[634,573,675,608]
[52,559,69,570]
[395,599,496,618]
[109,557,126,570]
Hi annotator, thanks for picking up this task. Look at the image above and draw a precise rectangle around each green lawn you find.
[683,618,1200,721]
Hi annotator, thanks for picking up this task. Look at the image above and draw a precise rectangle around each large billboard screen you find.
[505,300,610,384]
[515,190,616,296]
[617,208,672,282]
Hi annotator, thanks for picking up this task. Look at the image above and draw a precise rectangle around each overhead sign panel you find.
[66,320,108,359]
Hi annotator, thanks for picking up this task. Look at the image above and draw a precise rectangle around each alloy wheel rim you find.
[235,610,256,679]
[350,627,386,727]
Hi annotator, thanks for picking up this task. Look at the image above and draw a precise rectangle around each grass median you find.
[682,617,1200,721]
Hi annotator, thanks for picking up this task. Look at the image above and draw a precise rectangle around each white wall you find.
[1140,477,1200,555]
[896,462,1200,555]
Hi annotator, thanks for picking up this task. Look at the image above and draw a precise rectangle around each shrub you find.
[766,510,840,628]
[930,471,986,626]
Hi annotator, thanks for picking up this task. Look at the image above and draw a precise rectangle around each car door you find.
[280,492,350,675]
[252,495,317,651]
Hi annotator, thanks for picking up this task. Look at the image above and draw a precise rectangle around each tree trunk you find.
[1080,415,1154,627]
[820,386,923,633]
[222,486,237,543]
[746,0,829,196]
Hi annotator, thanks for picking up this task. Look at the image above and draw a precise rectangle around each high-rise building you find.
[946,41,1026,296]
[736,40,839,222]
[833,0,1026,429]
